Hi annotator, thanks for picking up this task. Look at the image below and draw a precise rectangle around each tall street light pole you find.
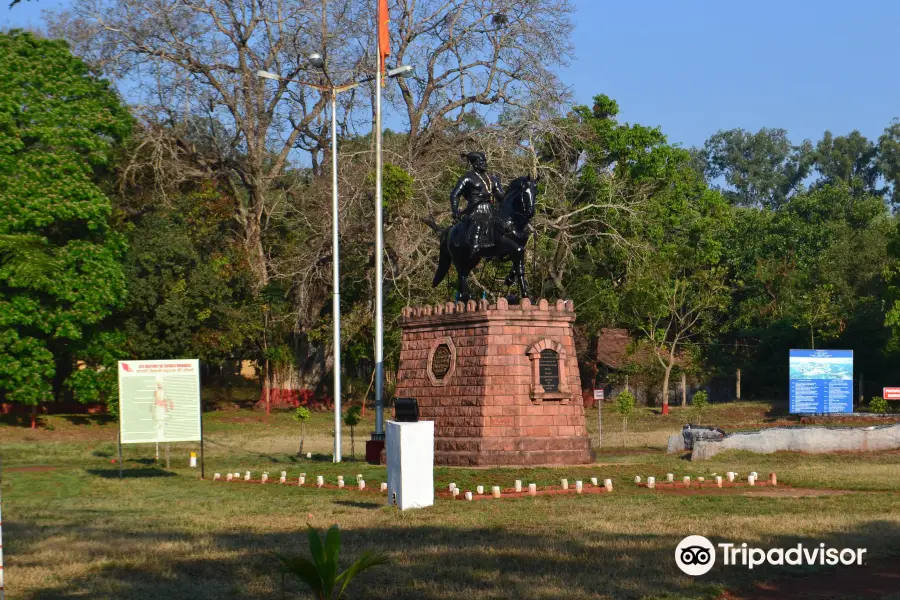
[257,57,412,463]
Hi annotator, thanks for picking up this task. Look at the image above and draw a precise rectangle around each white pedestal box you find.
[386,420,434,510]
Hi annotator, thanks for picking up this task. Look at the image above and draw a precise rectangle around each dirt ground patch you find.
[722,555,900,599]
[637,481,855,498]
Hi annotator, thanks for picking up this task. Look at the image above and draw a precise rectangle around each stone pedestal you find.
[395,298,593,466]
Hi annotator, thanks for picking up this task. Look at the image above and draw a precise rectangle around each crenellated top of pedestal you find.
[399,297,575,327]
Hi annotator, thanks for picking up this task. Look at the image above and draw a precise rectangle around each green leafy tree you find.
[615,390,635,447]
[293,406,311,457]
[276,525,389,600]
[702,128,813,209]
[343,405,362,459]
[0,31,131,408]
[691,390,709,424]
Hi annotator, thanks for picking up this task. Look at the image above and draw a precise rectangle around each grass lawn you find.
[2,401,899,599]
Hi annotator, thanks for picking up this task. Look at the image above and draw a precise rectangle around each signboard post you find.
[789,350,853,414]
[593,388,604,449]
[117,359,203,476]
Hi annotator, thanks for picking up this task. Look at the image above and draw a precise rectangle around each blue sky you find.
[3,0,899,149]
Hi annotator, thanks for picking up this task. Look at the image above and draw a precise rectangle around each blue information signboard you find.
[789,350,853,414]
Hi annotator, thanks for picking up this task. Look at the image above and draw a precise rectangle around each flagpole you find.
[374,2,385,437]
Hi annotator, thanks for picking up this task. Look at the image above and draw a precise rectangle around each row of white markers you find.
[212,471,388,492]
[447,477,614,500]
[632,471,776,488]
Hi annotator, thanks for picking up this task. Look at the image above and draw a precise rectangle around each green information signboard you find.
[118,359,201,444]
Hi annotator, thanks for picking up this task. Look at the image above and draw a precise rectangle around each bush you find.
[869,396,889,414]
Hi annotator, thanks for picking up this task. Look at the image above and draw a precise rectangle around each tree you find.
[691,390,708,424]
[878,120,900,204]
[276,525,389,600]
[0,31,131,412]
[615,390,635,447]
[624,150,731,411]
[701,128,813,209]
[813,130,880,195]
[343,405,361,459]
[294,406,311,457]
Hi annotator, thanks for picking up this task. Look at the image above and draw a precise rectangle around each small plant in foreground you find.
[277,524,389,600]
[869,396,889,414]
[616,390,635,447]
[692,390,709,424]
[293,406,311,457]
[343,405,362,458]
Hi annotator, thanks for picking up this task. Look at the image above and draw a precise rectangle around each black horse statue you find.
[432,174,537,302]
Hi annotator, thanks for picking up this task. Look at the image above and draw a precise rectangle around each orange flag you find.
[378,0,390,73]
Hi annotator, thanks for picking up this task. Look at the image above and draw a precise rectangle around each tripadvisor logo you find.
[675,536,867,576]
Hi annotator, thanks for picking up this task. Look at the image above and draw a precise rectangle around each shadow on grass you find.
[86,468,176,479]
[333,500,383,509]
[12,506,900,600]
[60,414,116,426]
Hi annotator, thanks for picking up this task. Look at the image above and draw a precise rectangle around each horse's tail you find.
[432,228,452,287]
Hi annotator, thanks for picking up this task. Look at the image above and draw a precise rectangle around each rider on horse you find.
[449,151,504,253]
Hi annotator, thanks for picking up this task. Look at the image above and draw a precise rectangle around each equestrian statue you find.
[432,151,537,302]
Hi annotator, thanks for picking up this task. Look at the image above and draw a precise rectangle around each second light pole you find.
[259,55,412,463]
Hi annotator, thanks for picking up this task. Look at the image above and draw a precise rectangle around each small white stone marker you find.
[214,473,221,480]
[449,483,457,492]
[698,477,705,483]
[356,473,363,482]
[380,482,388,492]
[748,475,755,486]
[317,475,324,488]
[281,471,287,478]
[683,476,691,488]
[727,471,735,482]
[226,473,233,482]
[634,476,641,484]
[234,472,240,479]
[515,480,523,493]
[603,478,613,492]
[358,480,365,490]
[476,485,484,495]
[647,477,655,489]
[298,476,306,485]
[261,473,268,484]
[715,476,723,488]
[244,471,251,481]
[769,472,777,486]
[667,473,674,483]
[561,478,569,490]
[590,477,598,486]
[492,486,501,498]
[465,491,473,501]
[528,483,537,496]
[452,488,460,498]
[279,475,286,484]
[750,471,758,479]
[338,479,345,488]
[306,452,312,459]
[575,480,583,494]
